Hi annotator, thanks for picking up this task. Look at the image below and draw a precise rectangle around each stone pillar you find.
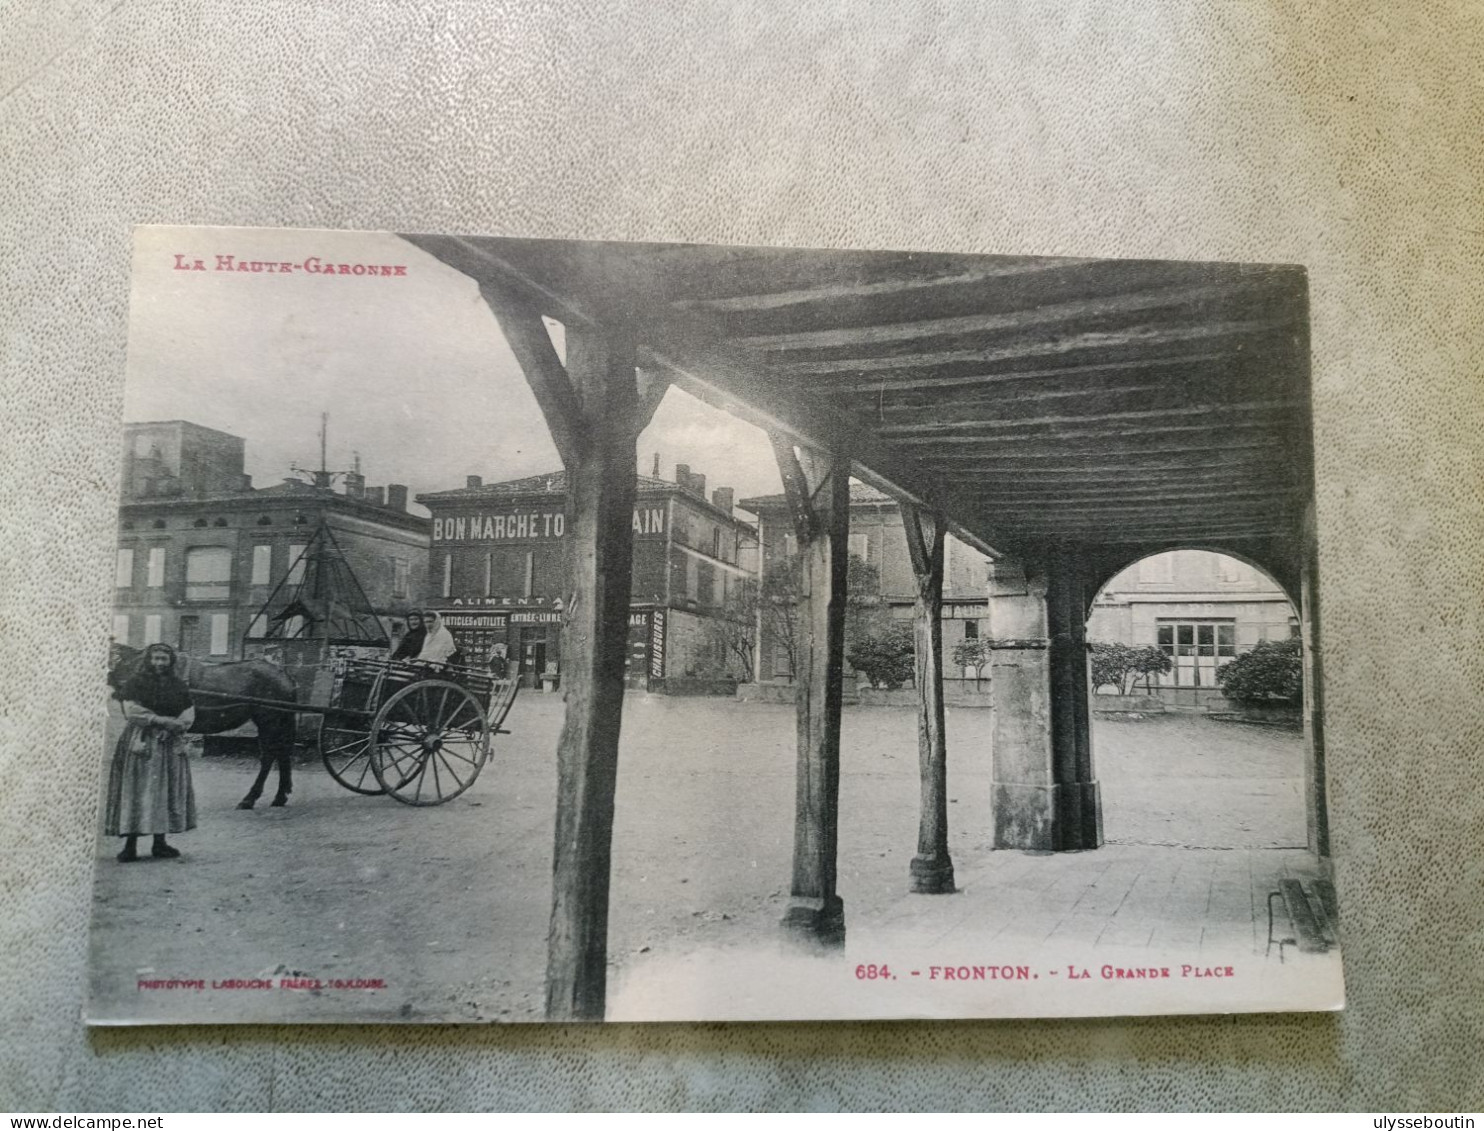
[989,550,1102,851]
[1300,506,1330,857]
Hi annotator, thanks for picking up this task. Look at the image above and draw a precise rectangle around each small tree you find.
[1217,637,1303,702]
[1090,642,1172,694]
[846,623,917,689]
[760,557,802,681]
[952,636,994,688]
[764,549,884,682]
[709,575,758,679]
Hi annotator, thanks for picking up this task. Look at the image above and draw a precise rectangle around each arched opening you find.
[1086,549,1307,850]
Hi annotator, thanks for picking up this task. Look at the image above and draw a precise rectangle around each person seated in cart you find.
[389,609,427,662]
[414,610,459,669]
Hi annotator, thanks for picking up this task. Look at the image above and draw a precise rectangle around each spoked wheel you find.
[320,719,386,795]
[370,679,490,805]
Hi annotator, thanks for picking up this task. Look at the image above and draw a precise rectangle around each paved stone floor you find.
[87,694,1334,1023]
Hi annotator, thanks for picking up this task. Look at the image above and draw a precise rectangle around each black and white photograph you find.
[86,224,1344,1024]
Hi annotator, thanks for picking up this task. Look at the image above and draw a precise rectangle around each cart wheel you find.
[320,719,386,795]
[370,679,489,805]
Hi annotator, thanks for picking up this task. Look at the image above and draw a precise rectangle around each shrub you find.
[846,623,917,689]
[1217,637,1303,702]
[1090,642,1172,694]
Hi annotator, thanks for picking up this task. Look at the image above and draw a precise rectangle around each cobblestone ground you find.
[86,695,1312,1023]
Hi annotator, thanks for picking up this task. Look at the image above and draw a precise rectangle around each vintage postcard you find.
[86,225,1343,1023]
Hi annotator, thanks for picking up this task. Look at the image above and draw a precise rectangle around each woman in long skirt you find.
[105,642,197,862]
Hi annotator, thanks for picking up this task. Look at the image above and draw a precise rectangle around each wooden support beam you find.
[902,504,954,895]
[641,340,1003,559]
[807,351,1234,395]
[489,317,641,1024]
[736,281,1252,352]
[886,417,1300,447]
[875,398,1300,435]
[772,318,1294,377]
[635,368,671,431]
[478,284,587,468]
[772,435,850,946]
[674,260,1086,315]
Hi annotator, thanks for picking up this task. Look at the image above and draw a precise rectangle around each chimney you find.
[675,463,690,489]
[344,471,365,499]
[365,486,385,506]
[240,474,254,491]
[466,475,483,489]
[386,484,408,512]
[651,452,661,477]
[712,487,733,515]
[691,472,706,498]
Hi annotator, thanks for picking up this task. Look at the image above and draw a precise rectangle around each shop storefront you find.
[429,601,666,691]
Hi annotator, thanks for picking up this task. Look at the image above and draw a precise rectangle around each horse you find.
[107,642,300,809]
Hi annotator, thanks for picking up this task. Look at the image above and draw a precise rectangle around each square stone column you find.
[988,551,1102,851]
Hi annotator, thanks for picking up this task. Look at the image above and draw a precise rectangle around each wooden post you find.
[771,435,849,946]
[480,286,644,1021]
[902,505,954,894]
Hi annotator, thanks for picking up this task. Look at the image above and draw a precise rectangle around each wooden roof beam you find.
[735,281,1262,351]
[637,337,1005,559]
[773,318,1298,376]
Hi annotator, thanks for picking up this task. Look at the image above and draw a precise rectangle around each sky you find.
[124,227,784,516]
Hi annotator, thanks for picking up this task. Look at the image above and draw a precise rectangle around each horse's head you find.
[106,640,143,698]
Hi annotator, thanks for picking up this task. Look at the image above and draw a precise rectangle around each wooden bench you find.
[1266,878,1340,961]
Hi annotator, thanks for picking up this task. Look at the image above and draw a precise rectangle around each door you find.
[519,627,546,688]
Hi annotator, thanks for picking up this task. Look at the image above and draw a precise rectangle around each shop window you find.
[185,546,232,601]
[115,548,134,588]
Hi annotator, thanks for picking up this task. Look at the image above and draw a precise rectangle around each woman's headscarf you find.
[417,612,458,665]
[119,643,194,717]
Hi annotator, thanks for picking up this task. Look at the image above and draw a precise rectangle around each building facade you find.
[416,465,758,689]
[739,483,994,685]
[114,421,430,660]
[1087,549,1298,701]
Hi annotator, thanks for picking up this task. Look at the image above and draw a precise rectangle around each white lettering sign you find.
[432,508,665,543]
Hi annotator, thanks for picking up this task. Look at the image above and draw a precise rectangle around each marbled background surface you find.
[1,1,1481,1112]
